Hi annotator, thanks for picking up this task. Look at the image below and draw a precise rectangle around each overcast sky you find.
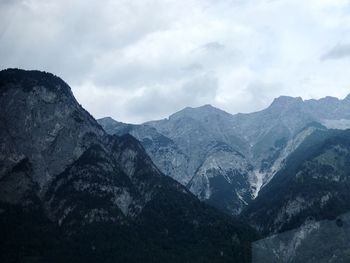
[1,0,350,123]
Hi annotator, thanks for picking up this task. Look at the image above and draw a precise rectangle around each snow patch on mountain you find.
[251,170,264,199]
[250,126,317,199]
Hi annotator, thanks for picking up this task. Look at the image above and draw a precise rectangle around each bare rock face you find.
[0,70,104,193]
[98,117,192,185]
[188,143,253,214]
[0,69,256,263]
[99,107,255,215]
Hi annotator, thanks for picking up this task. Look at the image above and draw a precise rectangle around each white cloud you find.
[1,0,350,123]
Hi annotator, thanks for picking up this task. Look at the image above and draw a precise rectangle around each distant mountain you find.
[99,94,350,215]
[0,69,257,263]
[99,106,253,215]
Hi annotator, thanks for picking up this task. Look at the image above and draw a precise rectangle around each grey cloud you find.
[182,63,204,72]
[243,81,284,111]
[125,73,218,122]
[0,0,22,6]
[321,44,350,61]
[202,42,225,51]
[183,72,218,96]
[92,59,186,89]
[0,0,176,85]
[1,0,350,123]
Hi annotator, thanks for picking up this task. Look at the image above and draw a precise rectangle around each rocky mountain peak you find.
[168,104,232,122]
[268,95,303,110]
[99,116,115,122]
[0,68,104,190]
[98,116,122,126]
[322,95,340,101]
[0,68,73,99]
[315,96,341,106]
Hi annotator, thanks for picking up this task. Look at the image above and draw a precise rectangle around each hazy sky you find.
[1,0,350,123]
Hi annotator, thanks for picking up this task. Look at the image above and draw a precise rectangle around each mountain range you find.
[98,93,350,216]
[2,68,350,262]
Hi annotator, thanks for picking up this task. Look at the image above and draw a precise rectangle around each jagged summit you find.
[168,103,232,121]
[305,95,347,102]
[99,116,114,121]
[268,95,303,109]
[322,95,340,101]
[98,116,123,124]
[197,103,217,109]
